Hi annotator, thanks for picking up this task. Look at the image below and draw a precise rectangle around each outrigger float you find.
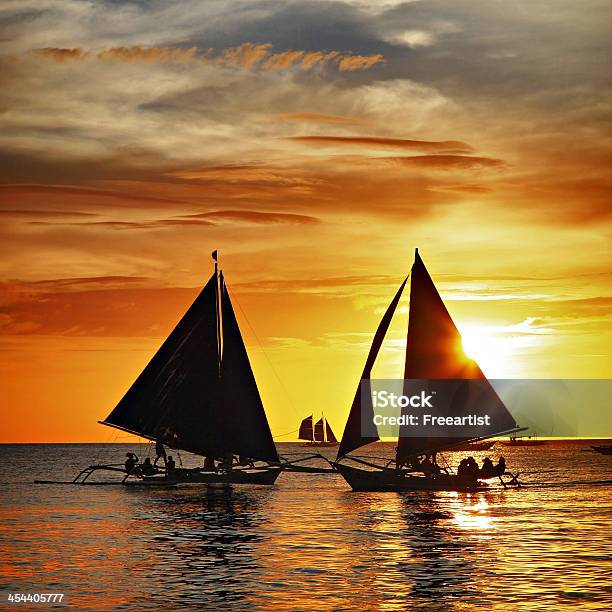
[333,249,523,492]
[35,252,333,487]
[35,463,282,487]
[34,455,334,487]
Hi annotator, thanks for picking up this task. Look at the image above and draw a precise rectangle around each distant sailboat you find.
[591,445,612,455]
[334,249,523,491]
[502,435,547,447]
[446,440,497,451]
[299,414,339,447]
[36,252,281,486]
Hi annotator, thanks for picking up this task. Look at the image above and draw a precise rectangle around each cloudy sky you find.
[1,0,610,442]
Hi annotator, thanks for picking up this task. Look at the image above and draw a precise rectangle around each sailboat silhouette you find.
[299,414,339,447]
[333,249,523,491]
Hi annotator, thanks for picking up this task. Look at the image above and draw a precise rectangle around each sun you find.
[460,326,511,378]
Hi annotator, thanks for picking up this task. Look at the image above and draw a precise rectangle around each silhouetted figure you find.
[154,440,167,467]
[203,456,216,471]
[480,457,495,477]
[420,455,439,476]
[495,456,506,476]
[141,457,156,476]
[166,455,176,476]
[217,453,234,471]
[465,456,479,477]
[124,452,138,474]
[408,455,421,471]
[238,455,254,468]
[458,456,479,480]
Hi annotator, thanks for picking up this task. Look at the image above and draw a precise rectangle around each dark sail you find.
[314,418,324,442]
[325,420,338,444]
[396,251,519,463]
[219,275,279,463]
[299,415,314,441]
[103,269,279,463]
[102,273,223,456]
[337,277,408,458]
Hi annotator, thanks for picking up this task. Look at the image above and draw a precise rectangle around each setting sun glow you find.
[0,0,610,443]
[460,327,513,378]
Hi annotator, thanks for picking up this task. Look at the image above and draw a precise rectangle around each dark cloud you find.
[23,210,320,230]
[0,209,98,219]
[8,276,155,292]
[287,135,472,152]
[384,155,506,170]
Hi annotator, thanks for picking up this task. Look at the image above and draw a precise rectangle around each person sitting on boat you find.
[124,452,138,474]
[466,456,479,475]
[166,455,176,476]
[202,456,216,471]
[419,454,440,476]
[480,457,495,478]
[140,457,157,476]
[238,455,254,468]
[458,456,479,481]
[405,454,421,471]
[153,440,167,467]
[216,453,234,471]
[494,456,506,476]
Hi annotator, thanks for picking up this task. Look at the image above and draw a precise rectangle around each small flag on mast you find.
[212,250,218,262]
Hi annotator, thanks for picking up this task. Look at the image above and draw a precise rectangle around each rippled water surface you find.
[1,443,611,610]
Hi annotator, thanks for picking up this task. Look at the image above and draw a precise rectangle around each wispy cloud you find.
[385,155,506,170]
[273,113,369,125]
[182,210,319,225]
[287,135,472,152]
[24,210,320,230]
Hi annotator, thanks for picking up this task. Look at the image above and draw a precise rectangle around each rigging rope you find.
[225,283,302,422]
[273,428,299,440]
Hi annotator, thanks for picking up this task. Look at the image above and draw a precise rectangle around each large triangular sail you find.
[218,274,279,463]
[101,274,222,456]
[396,250,519,463]
[102,266,279,463]
[336,277,408,458]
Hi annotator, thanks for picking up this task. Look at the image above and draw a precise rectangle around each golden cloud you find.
[33,48,89,61]
[97,46,198,63]
[30,44,384,72]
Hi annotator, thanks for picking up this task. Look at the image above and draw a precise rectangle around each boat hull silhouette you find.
[144,467,282,485]
[334,463,521,492]
[334,463,493,492]
[36,464,282,486]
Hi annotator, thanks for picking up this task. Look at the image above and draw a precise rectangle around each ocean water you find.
[0,442,610,611]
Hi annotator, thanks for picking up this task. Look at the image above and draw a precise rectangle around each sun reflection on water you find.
[449,494,496,532]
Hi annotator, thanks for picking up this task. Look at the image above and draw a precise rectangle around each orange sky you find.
[0,0,610,442]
